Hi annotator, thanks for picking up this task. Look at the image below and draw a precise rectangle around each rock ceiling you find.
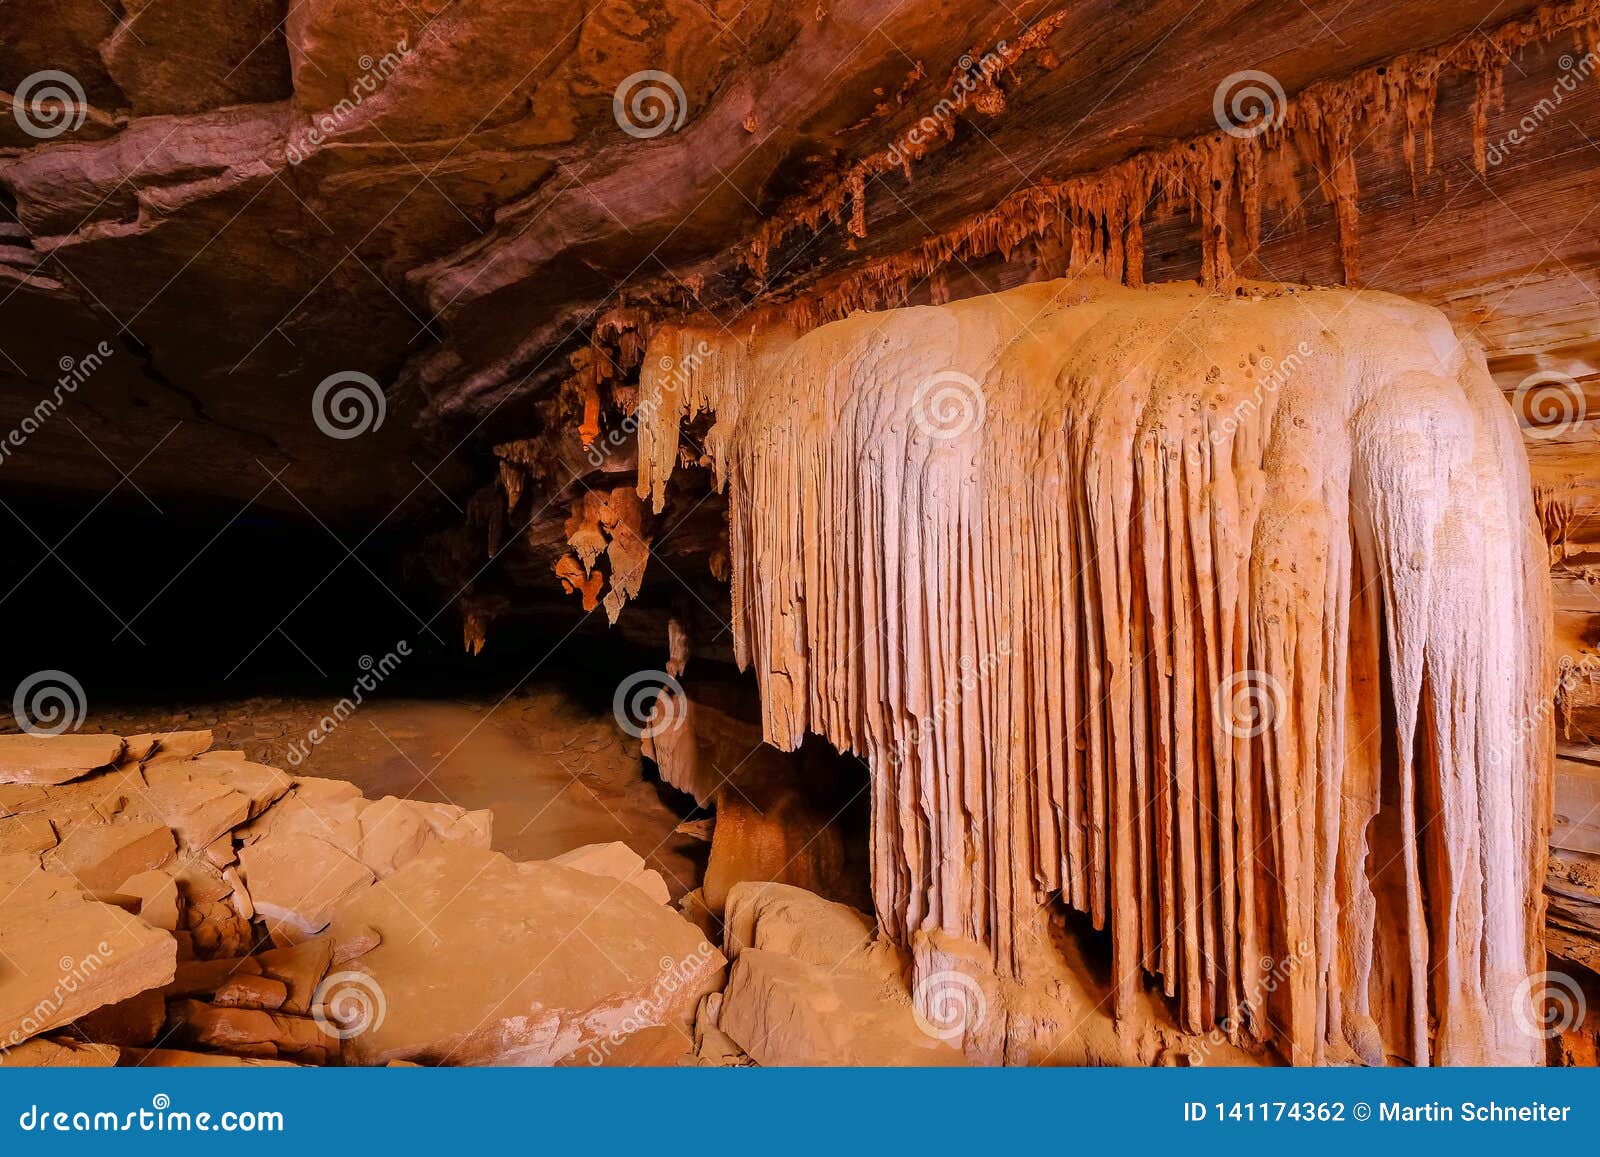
[5,0,1600,685]
[4,0,1588,515]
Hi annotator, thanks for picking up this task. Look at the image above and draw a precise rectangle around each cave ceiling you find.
[8,0,1600,693]
[4,0,1584,519]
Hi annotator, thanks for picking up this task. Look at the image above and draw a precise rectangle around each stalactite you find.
[497,460,524,511]
[667,617,691,678]
[747,6,1075,277]
[742,0,1600,311]
[633,276,1552,1066]
[554,552,603,611]
[555,487,654,622]
[458,594,507,656]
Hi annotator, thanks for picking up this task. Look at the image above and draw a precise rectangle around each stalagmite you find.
[633,276,1552,1066]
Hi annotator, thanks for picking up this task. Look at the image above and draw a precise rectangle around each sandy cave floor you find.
[77,688,708,902]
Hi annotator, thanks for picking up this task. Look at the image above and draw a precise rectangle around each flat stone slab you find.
[328,846,724,1066]
[0,876,176,1048]
[0,735,125,786]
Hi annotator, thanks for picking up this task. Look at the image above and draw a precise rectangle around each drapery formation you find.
[634,278,1551,1065]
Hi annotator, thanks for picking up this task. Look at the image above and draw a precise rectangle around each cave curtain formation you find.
[634,278,1551,1066]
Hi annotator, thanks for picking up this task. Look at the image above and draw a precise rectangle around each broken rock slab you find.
[0,766,163,836]
[0,857,177,1048]
[116,869,180,931]
[139,730,215,763]
[0,815,57,855]
[167,999,335,1064]
[142,754,292,850]
[213,973,289,1010]
[717,948,965,1067]
[354,795,493,877]
[45,821,175,894]
[325,845,725,1066]
[0,734,125,786]
[238,831,375,945]
[712,883,964,1067]
[236,784,491,946]
[723,881,885,971]
[0,1037,121,1067]
[254,939,335,1015]
[239,779,491,872]
[551,841,671,905]
[118,1048,297,1067]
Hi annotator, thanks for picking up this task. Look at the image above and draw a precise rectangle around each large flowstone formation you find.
[634,278,1553,1065]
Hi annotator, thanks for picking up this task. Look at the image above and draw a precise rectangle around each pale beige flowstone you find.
[634,277,1553,1066]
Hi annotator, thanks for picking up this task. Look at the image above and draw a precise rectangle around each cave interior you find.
[0,0,1598,1069]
